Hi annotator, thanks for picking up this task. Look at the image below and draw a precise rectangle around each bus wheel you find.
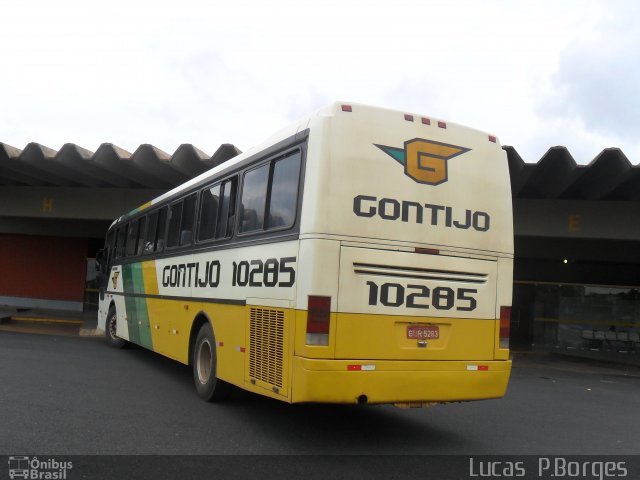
[105,307,126,349]
[193,323,231,402]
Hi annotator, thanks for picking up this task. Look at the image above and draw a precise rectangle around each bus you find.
[95,102,513,405]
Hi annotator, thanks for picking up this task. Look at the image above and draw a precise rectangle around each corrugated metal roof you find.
[0,142,241,188]
[2,142,638,201]
[505,146,640,201]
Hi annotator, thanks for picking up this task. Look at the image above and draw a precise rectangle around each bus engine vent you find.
[249,307,285,388]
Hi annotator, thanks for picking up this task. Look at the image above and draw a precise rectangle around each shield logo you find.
[375,138,471,185]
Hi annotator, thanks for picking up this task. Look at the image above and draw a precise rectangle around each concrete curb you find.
[10,316,84,325]
[79,328,103,338]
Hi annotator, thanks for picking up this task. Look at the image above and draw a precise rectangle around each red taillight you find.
[421,117,431,125]
[500,306,511,349]
[404,114,414,122]
[341,104,352,112]
[438,121,447,129]
[488,135,497,143]
[307,296,331,345]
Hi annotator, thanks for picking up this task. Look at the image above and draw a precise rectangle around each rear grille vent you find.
[249,307,284,388]
[353,262,488,284]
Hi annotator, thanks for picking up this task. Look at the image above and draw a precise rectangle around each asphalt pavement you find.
[1,329,638,456]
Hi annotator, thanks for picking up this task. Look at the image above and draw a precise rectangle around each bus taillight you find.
[500,306,511,349]
[307,296,331,346]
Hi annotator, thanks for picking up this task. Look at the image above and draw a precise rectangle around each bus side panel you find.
[202,302,247,387]
[150,242,301,389]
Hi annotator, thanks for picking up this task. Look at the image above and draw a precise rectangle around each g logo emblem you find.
[375,138,470,185]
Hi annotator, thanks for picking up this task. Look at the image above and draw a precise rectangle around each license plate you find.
[407,325,439,339]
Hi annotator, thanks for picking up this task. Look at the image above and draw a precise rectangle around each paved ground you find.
[0,329,639,456]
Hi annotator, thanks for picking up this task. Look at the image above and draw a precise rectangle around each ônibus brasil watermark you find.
[8,456,73,480]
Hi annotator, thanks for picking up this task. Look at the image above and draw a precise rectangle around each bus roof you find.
[110,102,500,228]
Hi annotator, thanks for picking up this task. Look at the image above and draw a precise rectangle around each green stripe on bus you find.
[123,265,141,345]
[132,263,153,350]
[123,263,153,350]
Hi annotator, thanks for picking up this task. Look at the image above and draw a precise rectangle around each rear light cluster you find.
[500,306,511,349]
[406,113,445,129]
[341,106,502,142]
[467,364,489,371]
[341,105,448,129]
[306,296,331,346]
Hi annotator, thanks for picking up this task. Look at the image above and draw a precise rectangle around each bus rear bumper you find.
[290,357,512,404]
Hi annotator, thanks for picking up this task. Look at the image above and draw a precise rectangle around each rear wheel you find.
[193,323,231,401]
[105,307,127,348]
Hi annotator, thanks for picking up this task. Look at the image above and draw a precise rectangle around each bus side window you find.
[198,184,220,242]
[240,164,269,233]
[143,208,167,254]
[144,212,158,254]
[136,216,147,256]
[126,219,139,257]
[217,178,237,239]
[155,207,167,252]
[103,229,114,274]
[167,201,183,248]
[180,194,197,246]
[115,224,128,259]
[268,152,301,229]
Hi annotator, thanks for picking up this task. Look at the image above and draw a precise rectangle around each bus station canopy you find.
[0,142,241,189]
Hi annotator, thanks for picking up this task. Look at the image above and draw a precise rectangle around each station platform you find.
[0,306,98,337]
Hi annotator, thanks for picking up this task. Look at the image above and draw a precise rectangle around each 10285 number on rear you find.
[366,281,477,311]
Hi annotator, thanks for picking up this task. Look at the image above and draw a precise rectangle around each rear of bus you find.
[292,103,513,405]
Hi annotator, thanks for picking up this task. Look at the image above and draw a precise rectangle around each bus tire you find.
[193,323,231,402]
[105,307,127,349]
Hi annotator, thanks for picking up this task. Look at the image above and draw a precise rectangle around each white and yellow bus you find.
[96,102,513,405]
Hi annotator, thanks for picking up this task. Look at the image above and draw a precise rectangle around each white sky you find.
[1,0,638,164]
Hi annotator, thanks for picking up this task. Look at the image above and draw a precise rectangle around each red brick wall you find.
[0,234,87,302]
